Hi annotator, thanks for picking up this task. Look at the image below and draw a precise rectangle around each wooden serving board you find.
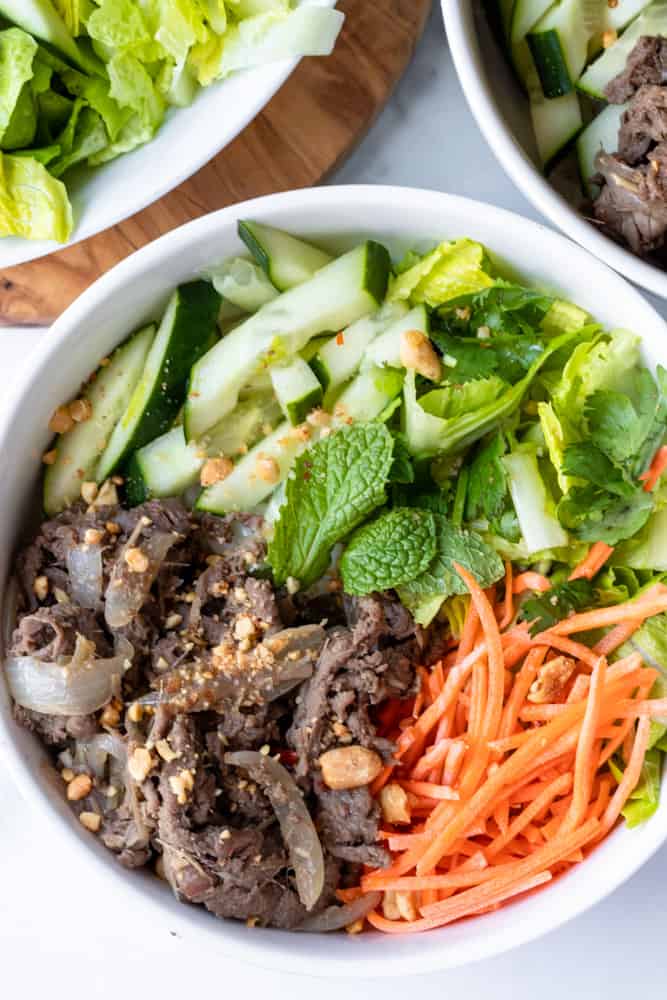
[0,0,431,327]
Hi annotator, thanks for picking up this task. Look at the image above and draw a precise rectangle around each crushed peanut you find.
[79,811,101,833]
[49,405,74,434]
[69,398,92,423]
[395,891,418,922]
[200,456,233,487]
[319,745,383,791]
[379,782,411,825]
[67,773,93,801]
[99,704,121,728]
[165,613,183,630]
[169,768,195,805]
[61,768,75,783]
[477,325,491,339]
[127,702,144,723]
[528,655,576,704]
[42,449,57,466]
[256,455,280,483]
[80,481,98,504]
[399,329,442,381]
[33,575,49,601]
[106,520,121,535]
[84,528,104,545]
[455,306,471,321]
[602,28,617,47]
[233,615,256,641]
[156,739,179,763]
[88,480,118,510]
[382,890,401,920]
[307,408,331,428]
[128,747,156,783]
[124,546,149,573]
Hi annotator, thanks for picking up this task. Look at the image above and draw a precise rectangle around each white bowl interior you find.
[442,0,667,300]
[2,186,667,977]
[0,0,336,269]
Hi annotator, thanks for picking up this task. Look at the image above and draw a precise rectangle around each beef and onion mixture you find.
[7,498,424,931]
[593,36,667,257]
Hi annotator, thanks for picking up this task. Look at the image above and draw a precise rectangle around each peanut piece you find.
[49,405,74,434]
[527,655,576,704]
[67,774,93,801]
[399,329,442,381]
[379,782,411,824]
[318,745,383,790]
[200,457,233,487]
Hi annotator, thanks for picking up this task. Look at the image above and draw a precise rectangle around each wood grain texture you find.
[0,0,431,327]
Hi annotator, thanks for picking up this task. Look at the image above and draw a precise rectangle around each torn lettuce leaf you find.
[0,151,72,241]
[0,28,38,148]
[389,238,494,308]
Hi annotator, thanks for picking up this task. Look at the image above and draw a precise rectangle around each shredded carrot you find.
[640,445,667,492]
[512,571,551,594]
[569,542,614,581]
[360,562,666,936]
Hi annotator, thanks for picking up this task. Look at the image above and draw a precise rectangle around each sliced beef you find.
[605,36,667,105]
[316,785,390,868]
[617,84,667,164]
[593,149,667,254]
[10,603,110,660]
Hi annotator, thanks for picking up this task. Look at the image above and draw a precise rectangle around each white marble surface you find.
[3,8,667,996]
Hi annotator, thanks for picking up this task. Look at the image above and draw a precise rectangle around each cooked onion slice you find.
[225,750,325,911]
[6,634,132,715]
[67,544,103,609]
[105,530,178,629]
[297,892,382,932]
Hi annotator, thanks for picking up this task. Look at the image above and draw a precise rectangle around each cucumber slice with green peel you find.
[238,220,333,291]
[0,0,102,75]
[204,256,278,312]
[510,0,554,47]
[299,334,333,363]
[310,303,408,392]
[124,394,282,505]
[362,305,431,371]
[270,356,323,425]
[527,0,596,97]
[97,280,221,480]
[184,240,391,441]
[576,101,627,196]
[530,90,583,170]
[588,0,653,55]
[578,3,667,99]
[333,366,405,424]
[43,324,154,516]
[196,421,313,514]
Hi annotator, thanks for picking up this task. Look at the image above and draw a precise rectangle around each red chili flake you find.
[336,331,345,346]
[278,749,298,766]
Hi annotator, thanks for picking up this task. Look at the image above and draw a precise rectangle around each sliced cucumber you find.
[589,0,653,54]
[97,280,221,480]
[270,356,323,425]
[196,421,313,514]
[333,366,405,424]
[530,90,583,170]
[184,240,391,441]
[125,394,282,505]
[203,256,278,312]
[310,302,408,392]
[362,305,431,371]
[238,220,333,291]
[527,0,593,97]
[576,101,627,197]
[578,2,667,99]
[300,334,333,363]
[510,0,554,47]
[43,324,154,516]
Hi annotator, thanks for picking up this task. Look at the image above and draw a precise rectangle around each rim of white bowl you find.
[442,0,667,301]
[0,0,337,269]
[3,186,667,977]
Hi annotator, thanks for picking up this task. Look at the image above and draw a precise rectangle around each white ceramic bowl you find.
[0,0,337,269]
[2,185,667,977]
[443,0,667,300]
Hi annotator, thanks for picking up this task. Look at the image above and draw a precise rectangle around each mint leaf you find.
[388,434,414,485]
[340,508,437,596]
[465,432,507,522]
[268,424,394,588]
[520,579,593,636]
[398,514,504,624]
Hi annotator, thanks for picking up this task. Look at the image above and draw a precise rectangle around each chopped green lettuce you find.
[609,749,662,828]
[0,151,72,241]
[389,239,494,308]
[503,446,569,555]
[0,28,38,147]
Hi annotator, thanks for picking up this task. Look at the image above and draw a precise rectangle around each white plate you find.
[0,0,336,269]
[1,186,667,976]
[443,0,667,300]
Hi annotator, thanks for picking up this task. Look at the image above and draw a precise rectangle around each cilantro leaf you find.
[398,514,504,625]
[431,331,546,384]
[557,483,653,545]
[585,389,650,466]
[340,507,437,596]
[520,579,594,636]
[268,424,394,588]
[561,443,635,498]
[440,281,555,337]
[465,432,507,522]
